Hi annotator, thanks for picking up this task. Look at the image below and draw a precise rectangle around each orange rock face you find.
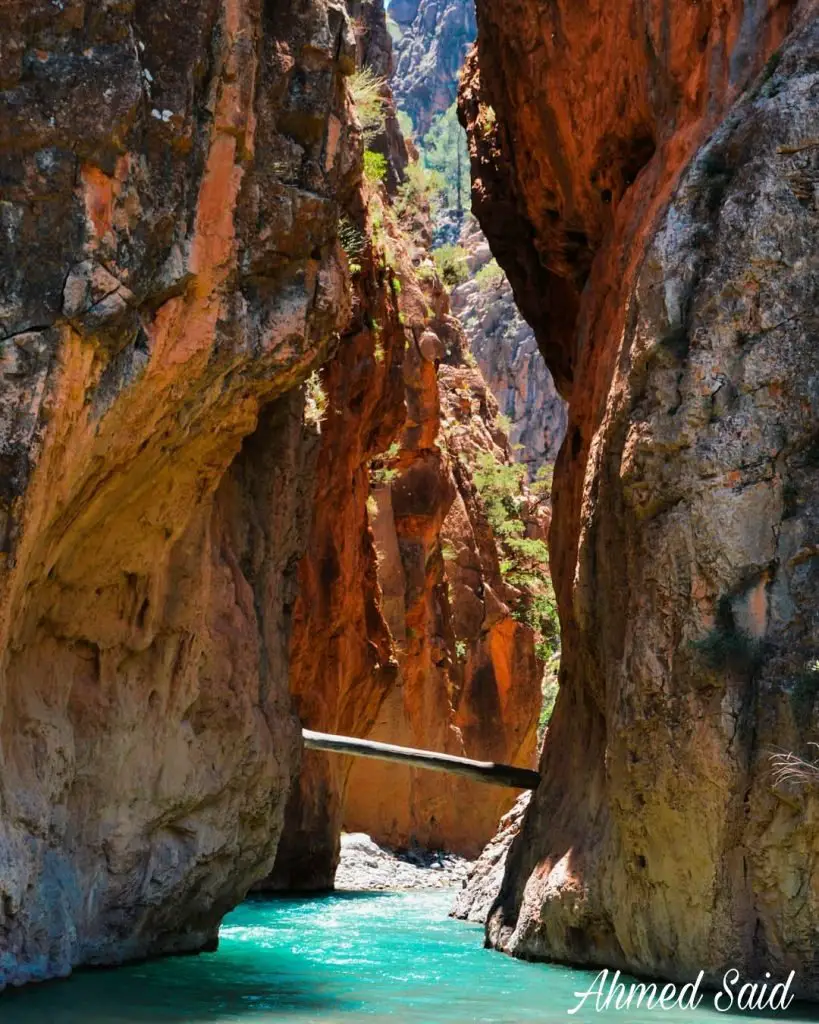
[462,0,819,997]
[265,197,408,891]
[344,350,542,858]
[0,0,361,986]
[269,2,545,876]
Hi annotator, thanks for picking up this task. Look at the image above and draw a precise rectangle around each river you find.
[1,890,817,1023]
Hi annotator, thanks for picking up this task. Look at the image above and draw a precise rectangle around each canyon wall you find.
[0,0,364,986]
[344,357,542,858]
[386,0,567,473]
[389,0,476,136]
[452,219,567,473]
[266,0,543,886]
[462,0,819,997]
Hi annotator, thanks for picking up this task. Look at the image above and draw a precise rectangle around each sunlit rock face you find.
[390,0,476,136]
[462,0,819,997]
[452,218,567,474]
[0,0,361,986]
[343,359,543,859]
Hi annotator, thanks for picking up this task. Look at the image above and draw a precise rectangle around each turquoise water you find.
[1,890,817,1023]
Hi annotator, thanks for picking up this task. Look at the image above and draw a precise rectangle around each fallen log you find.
[302,729,540,790]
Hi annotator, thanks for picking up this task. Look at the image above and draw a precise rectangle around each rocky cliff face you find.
[0,0,363,986]
[462,0,819,997]
[344,357,543,857]
[262,0,411,894]
[260,202,407,893]
[452,219,567,473]
[266,0,543,886]
[389,0,476,136]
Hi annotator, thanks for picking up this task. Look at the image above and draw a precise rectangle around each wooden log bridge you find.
[302,729,541,790]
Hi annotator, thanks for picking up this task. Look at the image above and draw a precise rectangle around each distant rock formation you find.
[452,219,567,474]
[389,0,477,136]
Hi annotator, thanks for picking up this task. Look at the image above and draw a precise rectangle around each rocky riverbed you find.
[335,833,471,891]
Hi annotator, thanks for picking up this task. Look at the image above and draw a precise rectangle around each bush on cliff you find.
[433,244,469,287]
[473,451,559,661]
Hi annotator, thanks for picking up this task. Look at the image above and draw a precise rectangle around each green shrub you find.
[304,370,328,429]
[538,677,559,730]
[396,110,413,139]
[473,451,559,659]
[396,161,445,216]
[363,149,388,184]
[370,441,400,486]
[338,215,365,274]
[421,102,471,214]
[432,244,469,287]
[441,540,457,561]
[495,412,512,434]
[475,258,505,291]
[349,67,387,142]
[532,464,554,500]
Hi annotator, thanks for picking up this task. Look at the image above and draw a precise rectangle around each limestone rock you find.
[452,792,530,924]
[335,832,470,890]
[0,0,360,987]
[463,0,819,998]
[390,0,476,136]
[452,218,567,474]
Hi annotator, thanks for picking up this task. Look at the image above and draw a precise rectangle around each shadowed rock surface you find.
[452,792,529,924]
[462,0,819,997]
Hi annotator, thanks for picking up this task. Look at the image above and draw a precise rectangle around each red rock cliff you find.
[343,356,543,858]
[462,0,819,997]
[267,0,545,879]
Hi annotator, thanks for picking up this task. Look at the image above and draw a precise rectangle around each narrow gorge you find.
[0,0,817,1015]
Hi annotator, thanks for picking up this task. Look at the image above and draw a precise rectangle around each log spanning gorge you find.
[0,0,818,1019]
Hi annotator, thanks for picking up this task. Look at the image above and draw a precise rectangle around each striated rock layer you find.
[0,0,361,986]
[462,0,819,997]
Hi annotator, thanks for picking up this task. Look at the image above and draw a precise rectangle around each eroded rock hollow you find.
[461,0,819,997]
